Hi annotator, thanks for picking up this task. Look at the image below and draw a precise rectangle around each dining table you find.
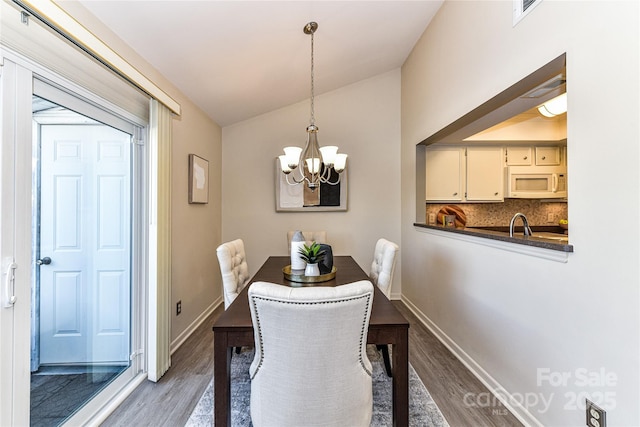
[212,255,410,426]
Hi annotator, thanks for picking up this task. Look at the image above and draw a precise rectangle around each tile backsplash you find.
[426,200,568,227]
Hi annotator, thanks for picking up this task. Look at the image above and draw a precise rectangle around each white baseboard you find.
[400,296,542,427]
[170,297,222,355]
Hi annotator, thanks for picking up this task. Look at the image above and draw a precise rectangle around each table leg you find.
[392,328,409,426]
[214,331,232,427]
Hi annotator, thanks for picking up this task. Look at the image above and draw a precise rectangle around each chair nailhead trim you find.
[249,292,373,378]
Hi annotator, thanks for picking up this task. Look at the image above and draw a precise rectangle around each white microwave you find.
[506,166,567,199]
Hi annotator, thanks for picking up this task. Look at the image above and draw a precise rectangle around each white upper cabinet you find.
[466,147,504,201]
[506,147,532,165]
[535,146,561,166]
[426,146,503,202]
[425,147,464,201]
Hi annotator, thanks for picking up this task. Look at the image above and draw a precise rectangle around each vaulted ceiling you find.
[74,1,443,126]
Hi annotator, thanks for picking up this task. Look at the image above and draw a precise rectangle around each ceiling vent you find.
[521,74,566,99]
[513,0,543,25]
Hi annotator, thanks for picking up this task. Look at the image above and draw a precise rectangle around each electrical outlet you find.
[547,213,555,223]
[176,300,182,316]
[586,399,606,427]
[428,213,436,224]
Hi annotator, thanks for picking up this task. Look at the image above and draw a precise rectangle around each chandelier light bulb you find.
[283,146,302,169]
[319,146,338,167]
[278,155,292,174]
[305,157,321,174]
[334,154,348,173]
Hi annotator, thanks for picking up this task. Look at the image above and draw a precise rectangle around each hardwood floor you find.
[102,302,523,426]
[392,302,522,427]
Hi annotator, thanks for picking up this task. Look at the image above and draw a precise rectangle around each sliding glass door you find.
[1,57,147,426]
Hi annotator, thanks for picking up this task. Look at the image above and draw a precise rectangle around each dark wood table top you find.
[212,255,410,427]
[213,256,409,331]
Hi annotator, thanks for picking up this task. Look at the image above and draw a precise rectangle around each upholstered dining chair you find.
[286,230,327,253]
[248,280,375,427]
[216,238,250,309]
[370,238,399,377]
[216,239,250,354]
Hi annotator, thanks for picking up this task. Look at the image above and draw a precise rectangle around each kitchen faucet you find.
[509,212,533,237]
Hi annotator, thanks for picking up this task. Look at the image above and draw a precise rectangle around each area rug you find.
[185,346,449,426]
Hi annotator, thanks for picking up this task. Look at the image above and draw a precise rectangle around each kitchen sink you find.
[464,226,569,244]
[531,232,569,243]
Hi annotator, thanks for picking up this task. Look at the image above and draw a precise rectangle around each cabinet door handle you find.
[494,192,499,196]
[542,156,546,160]
[523,156,528,160]
[453,192,458,196]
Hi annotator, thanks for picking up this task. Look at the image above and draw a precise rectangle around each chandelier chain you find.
[277,21,345,195]
[310,29,315,126]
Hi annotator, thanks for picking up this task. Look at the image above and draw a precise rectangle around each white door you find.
[38,124,131,364]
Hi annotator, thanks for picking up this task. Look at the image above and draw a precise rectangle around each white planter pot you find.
[304,263,320,276]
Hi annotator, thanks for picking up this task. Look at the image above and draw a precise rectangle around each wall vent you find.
[521,74,566,99]
[513,0,543,25]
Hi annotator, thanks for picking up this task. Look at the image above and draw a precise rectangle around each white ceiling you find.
[75,1,443,127]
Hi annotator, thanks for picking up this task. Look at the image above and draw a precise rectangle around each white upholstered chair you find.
[248,280,375,427]
[286,230,327,253]
[370,238,399,299]
[369,238,399,377]
[216,239,250,309]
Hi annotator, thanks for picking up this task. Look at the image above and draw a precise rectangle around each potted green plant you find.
[298,242,326,276]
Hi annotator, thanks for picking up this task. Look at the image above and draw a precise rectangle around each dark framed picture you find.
[189,154,209,204]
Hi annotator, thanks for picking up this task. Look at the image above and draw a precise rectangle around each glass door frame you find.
[1,52,149,426]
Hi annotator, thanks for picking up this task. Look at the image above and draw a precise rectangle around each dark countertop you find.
[413,223,573,253]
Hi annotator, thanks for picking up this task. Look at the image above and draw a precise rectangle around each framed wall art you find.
[275,159,348,212]
[189,154,209,204]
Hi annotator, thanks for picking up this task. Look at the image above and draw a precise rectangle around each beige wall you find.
[402,1,638,425]
[222,70,402,294]
[170,105,222,344]
[58,3,223,345]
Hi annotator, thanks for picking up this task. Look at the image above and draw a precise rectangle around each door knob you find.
[36,257,52,265]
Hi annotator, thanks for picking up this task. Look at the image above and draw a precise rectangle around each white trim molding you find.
[170,298,222,355]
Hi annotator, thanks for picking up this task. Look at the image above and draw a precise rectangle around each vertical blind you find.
[148,99,173,381]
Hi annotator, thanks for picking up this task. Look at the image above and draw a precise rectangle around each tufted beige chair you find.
[369,238,399,299]
[248,280,374,427]
[286,230,327,253]
[216,239,250,309]
[369,238,399,377]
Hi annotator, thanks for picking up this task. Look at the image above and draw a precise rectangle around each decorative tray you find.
[282,265,337,283]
